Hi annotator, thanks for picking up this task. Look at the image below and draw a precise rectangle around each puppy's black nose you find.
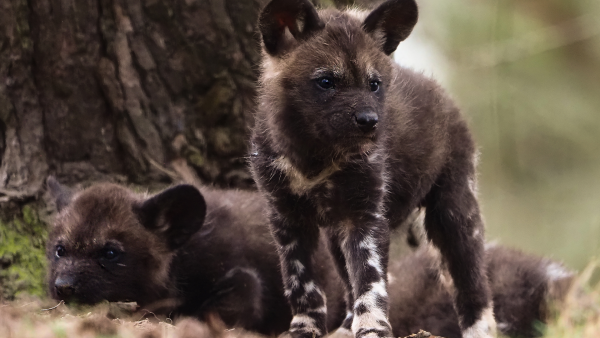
[355,111,378,132]
[55,276,76,298]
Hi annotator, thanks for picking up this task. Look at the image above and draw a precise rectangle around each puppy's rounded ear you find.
[363,0,418,55]
[47,176,73,212]
[259,0,324,56]
[135,185,206,251]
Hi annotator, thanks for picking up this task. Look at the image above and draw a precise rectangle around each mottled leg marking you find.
[462,306,497,338]
[273,217,327,338]
[286,279,327,337]
[341,224,392,338]
[351,278,390,338]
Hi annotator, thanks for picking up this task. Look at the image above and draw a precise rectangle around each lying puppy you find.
[46,179,572,337]
[388,244,573,338]
[46,177,345,335]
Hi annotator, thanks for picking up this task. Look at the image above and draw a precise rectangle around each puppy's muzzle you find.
[355,111,378,133]
[54,276,76,298]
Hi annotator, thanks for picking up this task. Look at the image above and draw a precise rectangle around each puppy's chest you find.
[318,177,387,225]
[310,180,344,221]
[273,157,385,222]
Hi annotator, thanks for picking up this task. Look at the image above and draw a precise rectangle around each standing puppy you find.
[250,1,494,338]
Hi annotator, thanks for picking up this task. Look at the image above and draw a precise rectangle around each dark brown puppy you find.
[46,177,346,335]
[250,1,491,337]
[388,245,573,338]
[46,179,572,337]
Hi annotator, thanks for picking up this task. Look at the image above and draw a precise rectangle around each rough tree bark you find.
[1,0,273,299]
[1,0,269,198]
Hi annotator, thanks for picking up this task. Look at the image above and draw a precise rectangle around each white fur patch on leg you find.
[291,259,305,274]
[351,280,391,336]
[289,313,323,337]
[280,240,298,254]
[545,262,573,281]
[351,309,391,338]
[288,274,300,290]
[291,314,316,327]
[359,235,384,275]
[461,306,497,338]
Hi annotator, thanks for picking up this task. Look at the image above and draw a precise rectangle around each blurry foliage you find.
[418,0,600,273]
[0,204,48,299]
[543,260,600,337]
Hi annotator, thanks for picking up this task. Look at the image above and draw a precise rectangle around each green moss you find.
[184,145,205,167]
[188,153,204,167]
[0,204,48,299]
[51,324,67,338]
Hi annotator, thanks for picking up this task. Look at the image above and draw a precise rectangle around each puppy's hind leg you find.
[202,267,265,330]
[424,165,496,338]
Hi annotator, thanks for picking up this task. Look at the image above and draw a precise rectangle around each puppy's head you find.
[258,0,418,157]
[46,177,206,305]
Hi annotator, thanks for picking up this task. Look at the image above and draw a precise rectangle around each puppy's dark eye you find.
[316,76,335,90]
[370,80,380,92]
[55,245,66,258]
[101,248,120,261]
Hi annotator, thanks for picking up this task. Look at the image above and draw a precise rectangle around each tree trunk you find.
[1,0,271,299]
[1,0,269,197]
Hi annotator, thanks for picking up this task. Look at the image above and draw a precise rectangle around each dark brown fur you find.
[250,1,491,337]
[388,245,573,338]
[46,178,345,335]
[47,179,572,337]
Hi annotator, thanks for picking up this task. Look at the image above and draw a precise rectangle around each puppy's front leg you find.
[340,216,392,338]
[269,209,328,338]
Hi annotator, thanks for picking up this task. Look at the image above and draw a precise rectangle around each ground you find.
[1,262,599,338]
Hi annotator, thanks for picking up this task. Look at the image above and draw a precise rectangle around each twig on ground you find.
[40,300,64,312]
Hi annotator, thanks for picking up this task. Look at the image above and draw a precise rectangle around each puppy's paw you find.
[354,327,393,338]
[461,307,497,338]
[281,313,326,338]
[279,330,322,338]
[351,311,393,338]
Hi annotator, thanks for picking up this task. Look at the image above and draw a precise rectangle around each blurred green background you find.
[396,0,600,274]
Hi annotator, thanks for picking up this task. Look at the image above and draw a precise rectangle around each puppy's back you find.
[388,245,574,338]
